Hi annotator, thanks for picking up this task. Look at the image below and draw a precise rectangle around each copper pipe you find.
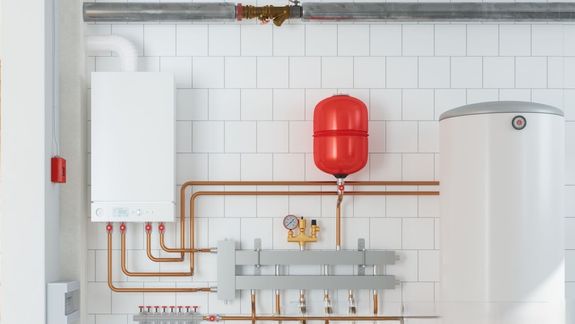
[187,190,439,273]
[274,291,281,315]
[251,290,257,324]
[373,265,379,315]
[181,181,439,186]
[212,315,439,322]
[160,180,439,270]
[120,230,193,277]
[146,231,185,262]
[159,232,214,253]
[336,191,343,250]
[106,229,213,293]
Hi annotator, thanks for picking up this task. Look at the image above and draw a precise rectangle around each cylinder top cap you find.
[439,101,564,121]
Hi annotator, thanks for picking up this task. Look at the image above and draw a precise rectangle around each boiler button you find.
[95,208,103,216]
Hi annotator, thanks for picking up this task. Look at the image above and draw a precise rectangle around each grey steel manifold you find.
[217,240,398,301]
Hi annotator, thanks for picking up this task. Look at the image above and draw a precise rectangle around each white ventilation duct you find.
[85,35,138,72]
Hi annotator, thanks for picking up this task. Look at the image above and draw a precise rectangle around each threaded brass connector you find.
[238,4,292,26]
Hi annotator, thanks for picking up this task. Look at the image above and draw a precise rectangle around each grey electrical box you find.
[48,281,80,324]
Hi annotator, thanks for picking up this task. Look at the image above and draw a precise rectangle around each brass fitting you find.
[288,217,320,249]
[237,4,292,26]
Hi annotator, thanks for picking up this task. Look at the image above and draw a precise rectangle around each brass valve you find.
[287,217,320,249]
[237,4,293,26]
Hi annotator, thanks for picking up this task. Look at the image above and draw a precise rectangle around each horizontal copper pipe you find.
[106,229,213,293]
[159,231,214,253]
[187,189,439,272]
[212,315,438,321]
[183,180,439,186]
[160,180,440,273]
[120,229,192,277]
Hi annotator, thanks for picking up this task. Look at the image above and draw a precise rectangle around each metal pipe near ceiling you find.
[301,2,575,21]
[83,2,237,22]
[83,2,575,25]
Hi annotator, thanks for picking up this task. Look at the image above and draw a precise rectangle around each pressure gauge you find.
[283,214,299,230]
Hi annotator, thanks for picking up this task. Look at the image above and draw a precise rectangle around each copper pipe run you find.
[274,291,281,315]
[373,290,379,315]
[159,231,215,253]
[106,224,214,293]
[160,181,438,271]
[210,315,439,322]
[373,265,379,315]
[336,178,345,250]
[251,290,257,324]
[120,227,193,277]
[146,229,185,263]
[187,189,439,273]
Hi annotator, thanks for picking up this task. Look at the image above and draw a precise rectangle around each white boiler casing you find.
[439,102,565,324]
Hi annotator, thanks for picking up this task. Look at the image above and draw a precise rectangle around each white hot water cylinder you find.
[439,101,565,324]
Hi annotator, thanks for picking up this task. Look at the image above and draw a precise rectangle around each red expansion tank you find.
[313,95,368,179]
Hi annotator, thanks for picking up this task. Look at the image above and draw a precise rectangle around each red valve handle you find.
[119,223,126,232]
[145,223,152,232]
[208,315,217,321]
[106,223,113,232]
[158,223,165,232]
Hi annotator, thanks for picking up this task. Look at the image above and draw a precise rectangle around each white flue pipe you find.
[85,35,138,72]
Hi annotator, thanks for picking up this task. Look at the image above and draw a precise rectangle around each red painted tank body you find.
[313,95,368,179]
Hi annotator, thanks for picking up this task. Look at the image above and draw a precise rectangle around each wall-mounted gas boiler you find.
[91,72,175,222]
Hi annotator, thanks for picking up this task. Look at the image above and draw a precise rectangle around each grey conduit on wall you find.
[83,2,575,25]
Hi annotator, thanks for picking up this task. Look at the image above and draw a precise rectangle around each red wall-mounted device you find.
[313,95,369,179]
[51,156,66,183]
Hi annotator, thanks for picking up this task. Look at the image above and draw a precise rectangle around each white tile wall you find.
[86,11,575,323]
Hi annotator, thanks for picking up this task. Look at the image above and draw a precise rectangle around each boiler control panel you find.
[91,202,174,222]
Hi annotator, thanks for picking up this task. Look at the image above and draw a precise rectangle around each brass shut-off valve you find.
[286,216,320,249]
[236,3,300,26]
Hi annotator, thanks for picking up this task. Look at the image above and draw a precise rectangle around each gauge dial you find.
[283,214,299,230]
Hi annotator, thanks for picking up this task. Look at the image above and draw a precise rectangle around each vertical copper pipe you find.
[336,194,342,250]
[373,291,379,315]
[373,265,379,315]
[251,290,257,324]
[275,291,281,315]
